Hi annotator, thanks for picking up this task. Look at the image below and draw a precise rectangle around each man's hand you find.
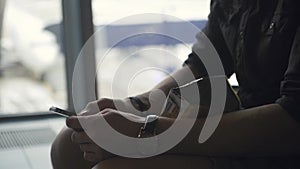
[79,97,148,116]
[66,109,145,162]
[79,98,117,116]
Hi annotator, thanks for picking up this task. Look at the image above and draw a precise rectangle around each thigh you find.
[93,155,214,169]
[213,157,300,169]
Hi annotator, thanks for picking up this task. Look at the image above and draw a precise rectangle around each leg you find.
[93,155,214,169]
[51,127,94,169]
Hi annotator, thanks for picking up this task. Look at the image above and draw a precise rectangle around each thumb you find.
[66,116,84,131]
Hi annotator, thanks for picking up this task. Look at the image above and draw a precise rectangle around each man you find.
[51,0,300,168]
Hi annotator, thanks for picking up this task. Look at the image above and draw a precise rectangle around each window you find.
[0,0,238,117]
[0,0,66,116]
[92,0,213,98]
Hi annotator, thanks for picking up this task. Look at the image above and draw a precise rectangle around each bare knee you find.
[51,127,91,169]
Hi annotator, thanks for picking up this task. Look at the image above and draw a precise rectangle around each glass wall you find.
[92,0,212,98]
[0,0,66,115]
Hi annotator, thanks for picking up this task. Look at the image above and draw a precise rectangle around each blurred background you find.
[0,0,213,116]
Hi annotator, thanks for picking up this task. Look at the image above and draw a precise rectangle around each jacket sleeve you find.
[276,27,300,123]
[183,0,234,78]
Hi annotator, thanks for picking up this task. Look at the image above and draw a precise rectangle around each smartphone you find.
[49,106,77,117]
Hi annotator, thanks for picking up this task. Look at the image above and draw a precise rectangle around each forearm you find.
[96,66,201,114]
[157,104,300,157]
[136,65,202,107]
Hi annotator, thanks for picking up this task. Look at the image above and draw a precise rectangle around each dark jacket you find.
[184,0,300,122]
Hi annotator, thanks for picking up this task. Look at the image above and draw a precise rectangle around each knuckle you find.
[99,98,115,109]
[79,110,88,116]
[86,101,95,107]
[84,101,102,115]
[102,108,113,112]
[100,98,111,103]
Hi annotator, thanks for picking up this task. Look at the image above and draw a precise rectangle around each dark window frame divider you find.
[62,0,98,113]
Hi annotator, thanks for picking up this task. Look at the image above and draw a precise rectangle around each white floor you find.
[0,117,65,169]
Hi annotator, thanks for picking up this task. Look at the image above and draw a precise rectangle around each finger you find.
[83,152,97,162]
[79,110,89,116]
[66,116,83,131]
[79,143,98,153]
[71,131,92,144]
[97,98,116,110]
[80,109,104,116]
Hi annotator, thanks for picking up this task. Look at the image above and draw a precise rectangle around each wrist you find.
[137,115,159,138]
[137,116,174,137]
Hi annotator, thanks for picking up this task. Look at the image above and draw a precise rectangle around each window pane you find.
[92,0,211,98]
[0,0,66,115]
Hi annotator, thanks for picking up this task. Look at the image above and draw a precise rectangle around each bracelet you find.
[129,97,148,112]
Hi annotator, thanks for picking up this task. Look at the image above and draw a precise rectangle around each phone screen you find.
[49,106,77,117]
